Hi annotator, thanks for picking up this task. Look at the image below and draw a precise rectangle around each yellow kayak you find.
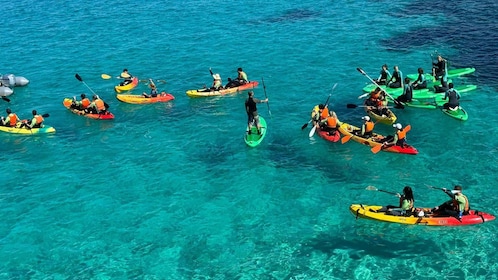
[114,77,139,93]
[365,107,397,125]
[0,124,55,134]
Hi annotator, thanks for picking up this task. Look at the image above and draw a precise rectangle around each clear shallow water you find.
[1,0,497,279]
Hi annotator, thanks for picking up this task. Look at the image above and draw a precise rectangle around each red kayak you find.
[317,128,340,142]
[63,98,115,120]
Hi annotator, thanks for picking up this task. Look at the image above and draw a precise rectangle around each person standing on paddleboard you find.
[432,55,447,82]
[245,91,268,135]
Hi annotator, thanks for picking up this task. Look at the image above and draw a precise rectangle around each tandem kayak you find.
[116,93,175,104]
[339,122,418,155]
[407,67,476,82]
[244,116,267,147]
[350,204,495,226]
[442,106,468,121]
[186,81,258,97]
[114,77,139,93]
[63,98,115,120]
[0,124,55,134]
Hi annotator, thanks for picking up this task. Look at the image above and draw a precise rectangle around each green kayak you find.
[407,67,476,81]
[442,106,468,121]
[244,116,267,147]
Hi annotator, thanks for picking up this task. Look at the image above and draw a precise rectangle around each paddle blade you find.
[308,126,317,137]
[365,185,378,191]
[75,74,83,82]
[101,74,111,79]
[341,134,352,144]
[301,122,309,130]
[356,67,366,75]
[2,96,10,102]
[346,104,358,109]
[404,124,411,132]
[42,113,50,118]
[371,144,383,154]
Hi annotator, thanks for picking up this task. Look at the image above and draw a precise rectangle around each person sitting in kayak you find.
[1,108,21,127]
[412,68,427,89]
[209,68,223,91]
[319,110,338,136]
[442,83,461,109]
[142,79,159,98]
[365,88,390,117]
[395,78,413,103]
[86,95,109,114]
[375,64,390,85]
[432,55,447,82]
[71,93,91,110]
[432,185,469,219]
[382,123,408,147]
[379,186,415,216]
[20,110,44,129]
[236,67,249,84]
[245,91,268,135]
[387,65,403,88]
[119,69,133,86]
[310,104,322,128]
[354,116,375,138]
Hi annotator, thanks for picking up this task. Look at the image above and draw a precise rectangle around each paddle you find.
[309,84,338,137]
[365,185,399,196]
[1,96,10,102]
[370,124,411,154]
[356,67,405,109]
[75,74,110,109]
[302,94,332,130]
[341,134,352,144]
[101,74,111,79]
[261,77,271,117]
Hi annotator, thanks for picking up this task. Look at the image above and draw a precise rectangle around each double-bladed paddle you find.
[356,67,405,109]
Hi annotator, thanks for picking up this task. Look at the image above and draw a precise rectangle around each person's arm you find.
[29,117,37,128]
[209,68,214,77]
[442,188,455,199]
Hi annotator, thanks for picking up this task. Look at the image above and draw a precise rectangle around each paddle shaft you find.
[262,77,271,117]
[75,74,98,96]
[356,68,404,108]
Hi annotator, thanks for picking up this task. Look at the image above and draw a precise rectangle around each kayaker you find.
[236,67,249,84]
[1,108,21,127]
[442,83,461,109]
[412,68,427,89]
[20,110,44,129]
[395,78,413,103]
[119,69,133,86]
[142,79,158,98]
[86,95,108,114]
[383,123,408,147]
[245,91,268,135]
[387,65,403,88]
[432,55,447,81]
[310,104,321,127]
[375,64,391,85]
[432,185,470,219]
[355,116,375,138]
[380,186,415,216]
[209,68,223,90]
[72,93,91,110]
[319,110,339,136]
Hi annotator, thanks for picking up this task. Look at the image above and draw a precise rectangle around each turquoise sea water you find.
[1,0,498,279]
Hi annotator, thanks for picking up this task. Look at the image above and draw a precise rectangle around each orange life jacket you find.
[365,121,374,132]
[320,107,329,119]
[8,113,18,126]
[397,128,407,140]
[326,116,337,128]
[452,194,470,211]
[371,91,380,100]
[95,99,105,111]
[81,98,91,108]
[35,115,44,124]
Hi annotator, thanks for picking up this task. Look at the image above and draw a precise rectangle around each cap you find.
[361,116,370,121]
[393,123,402,129]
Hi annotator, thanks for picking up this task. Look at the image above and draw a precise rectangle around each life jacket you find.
[34,115,44,124]
[397,128,407,140]
[326,116,337,128]
[364,121,374,132]
[371,91,380,100]
[8,113,18,126]
[320,107,329,119]
[81,98,91,108]
[311,105,319,120]
[452,194,470,212]
[95,99,105,111]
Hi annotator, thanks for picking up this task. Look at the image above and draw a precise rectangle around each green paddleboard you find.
[244,116,267,147]
[407,67,476,81]
[442,106,468,121]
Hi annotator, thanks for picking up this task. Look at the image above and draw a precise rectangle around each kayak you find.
[407,67,476,82]
[350,204,495,226]
[0,124,55,134]
[63,98,115,120]
[244,116,267,147]
[186,81,258,97]
[114,77,139,93]
[442,106,468,121]
[116,93,175,104]
[338,122,418,155]
[317,127,341,142]
[365,107,397,125]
